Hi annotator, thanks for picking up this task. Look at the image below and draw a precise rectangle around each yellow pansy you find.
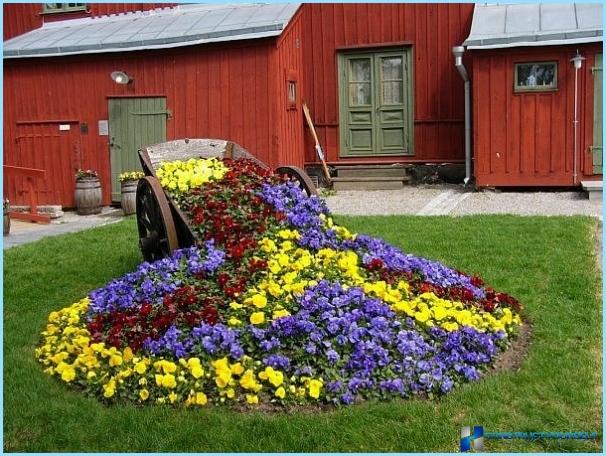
[251,294,267,308]
[250,312,265,325]
[308,380,323,399]
[275,387,286,399]
[134,361,147,374]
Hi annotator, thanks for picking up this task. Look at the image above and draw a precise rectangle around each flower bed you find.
[37,157,523,407]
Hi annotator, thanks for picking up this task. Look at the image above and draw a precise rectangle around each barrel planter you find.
[75,177,102,215]
[3,201,10,236]
[121,180,138,215]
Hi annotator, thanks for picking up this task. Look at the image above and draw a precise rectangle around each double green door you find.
[339,49,413,156]
[592,53,602,174]
[108,97,167,201]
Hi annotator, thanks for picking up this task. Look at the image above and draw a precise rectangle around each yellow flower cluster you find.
[36,299,326,406]
[231,234,522,335]
[391,292,522,332]
[156,158,228,193]
[118,171,145,182]
[319,213,356,241]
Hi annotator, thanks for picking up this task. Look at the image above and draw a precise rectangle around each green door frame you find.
[338,47,414,157]
[108,97,168,201]
[592,53,602,175]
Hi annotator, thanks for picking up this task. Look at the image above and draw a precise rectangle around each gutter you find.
[452,46,472,186]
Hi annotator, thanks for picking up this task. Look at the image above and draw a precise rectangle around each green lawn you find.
[3,215,602,452]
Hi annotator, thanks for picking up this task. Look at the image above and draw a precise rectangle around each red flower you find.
[217,273,230,287]
[140,302,152,317]
[367,258,384,271]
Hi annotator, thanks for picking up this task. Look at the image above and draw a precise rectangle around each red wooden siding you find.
[300,3,475,164]
[3,40,280,207]
[275,9,305,167]
[472,44,601,186]
[3,3,42,40]
[4,122,81,206]
[3,3,175,40]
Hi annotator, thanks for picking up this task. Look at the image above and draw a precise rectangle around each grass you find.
[3,215,602,452]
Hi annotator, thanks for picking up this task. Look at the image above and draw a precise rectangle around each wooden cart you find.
[136,138,316,262]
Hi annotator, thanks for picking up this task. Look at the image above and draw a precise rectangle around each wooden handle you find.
[302,103,332,186]
[302,103,321,146]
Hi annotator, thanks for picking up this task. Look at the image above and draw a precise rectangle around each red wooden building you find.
[464,3,603,187]
[2,3,603,208]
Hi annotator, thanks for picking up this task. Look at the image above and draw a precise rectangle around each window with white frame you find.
[43,3,87,14]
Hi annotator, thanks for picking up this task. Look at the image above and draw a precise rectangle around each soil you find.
[229,323,533,415]
[489,321,532,374]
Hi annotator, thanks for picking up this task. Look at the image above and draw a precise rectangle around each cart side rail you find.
[139,138,267,176]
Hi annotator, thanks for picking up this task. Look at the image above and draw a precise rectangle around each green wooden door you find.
[339,49,413,157]
[108,97,167,201]
[592,53,602,175]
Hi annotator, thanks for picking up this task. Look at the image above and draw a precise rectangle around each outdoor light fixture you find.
[570,50,585,69]
[110,71,133,85]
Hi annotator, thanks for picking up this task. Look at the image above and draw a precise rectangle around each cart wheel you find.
[136,177,179,262]
[275,166,318,197]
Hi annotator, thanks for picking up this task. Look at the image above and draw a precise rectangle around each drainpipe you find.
[452,46,472,186]
[571,50,586,185]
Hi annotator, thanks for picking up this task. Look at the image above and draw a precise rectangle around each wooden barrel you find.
[121,180,138,215]
[3,202,10,236]
[75,177,102,215]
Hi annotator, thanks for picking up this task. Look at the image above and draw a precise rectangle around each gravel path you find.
[4,207,124,249]
[323,185,602,218]
[324,186,444,215]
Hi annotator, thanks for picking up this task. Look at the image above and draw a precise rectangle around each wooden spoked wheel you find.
[275,166,318,197]
[136,176,179,262]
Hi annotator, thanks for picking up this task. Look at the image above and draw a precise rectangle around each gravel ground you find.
[323,185,602,218]
[324,186,445,215]
[451,190,601,217]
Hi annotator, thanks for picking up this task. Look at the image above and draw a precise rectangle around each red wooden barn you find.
[2,3,603,208]
[464,3,603,187]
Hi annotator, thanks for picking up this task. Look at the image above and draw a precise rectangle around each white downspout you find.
[571,50,586,185]
[453,46,472,186]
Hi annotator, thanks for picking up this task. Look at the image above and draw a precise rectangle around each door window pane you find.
[381,57,403,105]
[381,57,403,80]
[348,58,371,106]
[382,82,402,104]
[349,59,371,82]
[349,83,371,106]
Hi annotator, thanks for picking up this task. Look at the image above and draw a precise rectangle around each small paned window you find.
[286,70,297,110]
[514,62,558,92]
[43,3,87,14]
[287,81,297,108]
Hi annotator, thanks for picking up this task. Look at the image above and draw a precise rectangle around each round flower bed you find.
[37,157,523,408]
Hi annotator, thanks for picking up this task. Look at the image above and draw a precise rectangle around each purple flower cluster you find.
[259,181,484,297]
[143,322,244,360]
[246,280,502,403]
[124,277,505,403]
[348,235,485,298]
[87,242,225,317]
[259,182,340,249]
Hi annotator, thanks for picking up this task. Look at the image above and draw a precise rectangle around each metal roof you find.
[464,3,603,49]
[3,3,300,59]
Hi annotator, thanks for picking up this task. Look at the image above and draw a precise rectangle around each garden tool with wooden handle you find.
[302,103,332,186]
